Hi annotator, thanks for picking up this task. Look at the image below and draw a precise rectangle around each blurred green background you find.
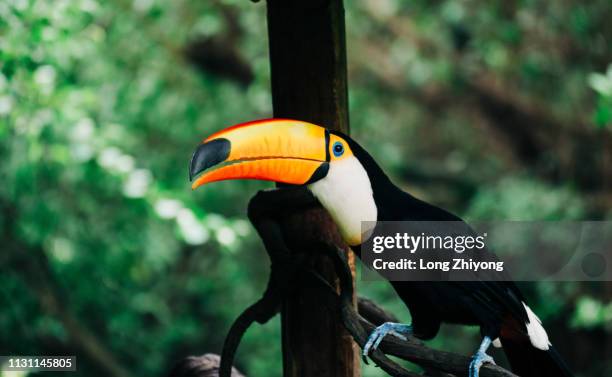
[1,0,611,376]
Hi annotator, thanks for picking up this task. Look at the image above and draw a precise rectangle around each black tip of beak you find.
[189,138,231,181]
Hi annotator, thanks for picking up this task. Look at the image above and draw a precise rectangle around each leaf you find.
[588,72,612,96]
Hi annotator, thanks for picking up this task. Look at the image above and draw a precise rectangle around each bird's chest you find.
[309,180,377,246]
[308,159,378,246]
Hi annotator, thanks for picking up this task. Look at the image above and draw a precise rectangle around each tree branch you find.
[168,354,245,377]
[207,193,518,377]
[322,245,518,377]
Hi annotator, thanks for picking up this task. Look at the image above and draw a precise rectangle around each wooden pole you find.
[265,1,359,377]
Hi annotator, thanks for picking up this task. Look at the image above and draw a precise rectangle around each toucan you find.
[189,119,573,377]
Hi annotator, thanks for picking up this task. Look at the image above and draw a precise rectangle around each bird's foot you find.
[468,350,496,377]
[362,322,412,360]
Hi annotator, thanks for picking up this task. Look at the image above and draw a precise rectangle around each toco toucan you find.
[189,119,573,377]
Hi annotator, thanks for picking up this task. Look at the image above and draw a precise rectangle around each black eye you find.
[332,141,344,157]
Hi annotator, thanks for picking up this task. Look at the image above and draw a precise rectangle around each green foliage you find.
[572,296,612,330]
[1,0,275,375]
[1,0,610,376]
[589,64,612,127]
[466,177,584,220]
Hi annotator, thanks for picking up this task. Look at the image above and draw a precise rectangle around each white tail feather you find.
[523,302,551,350]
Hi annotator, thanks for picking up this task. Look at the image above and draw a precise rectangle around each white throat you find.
[308,156,377,246]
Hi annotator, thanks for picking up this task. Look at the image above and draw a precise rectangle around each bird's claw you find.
[362,322,412,362]
[388,330,407,341]
[469,351,496,377]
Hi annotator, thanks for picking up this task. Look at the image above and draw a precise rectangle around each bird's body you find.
[313,133,572,377]
[327,137,521,339]
[190,119,574,377]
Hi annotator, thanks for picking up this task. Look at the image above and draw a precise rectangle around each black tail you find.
[502,340,573,377]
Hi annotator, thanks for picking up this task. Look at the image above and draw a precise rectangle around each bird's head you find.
[189,118,380,245]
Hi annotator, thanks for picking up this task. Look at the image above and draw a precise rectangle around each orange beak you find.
[189,119,330,189]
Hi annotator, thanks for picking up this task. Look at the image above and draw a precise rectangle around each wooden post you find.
[265,1,359,377]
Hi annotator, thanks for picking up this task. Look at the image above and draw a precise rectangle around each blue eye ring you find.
[332,141,344,157]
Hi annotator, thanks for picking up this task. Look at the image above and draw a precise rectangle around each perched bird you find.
[190,119,573,377]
